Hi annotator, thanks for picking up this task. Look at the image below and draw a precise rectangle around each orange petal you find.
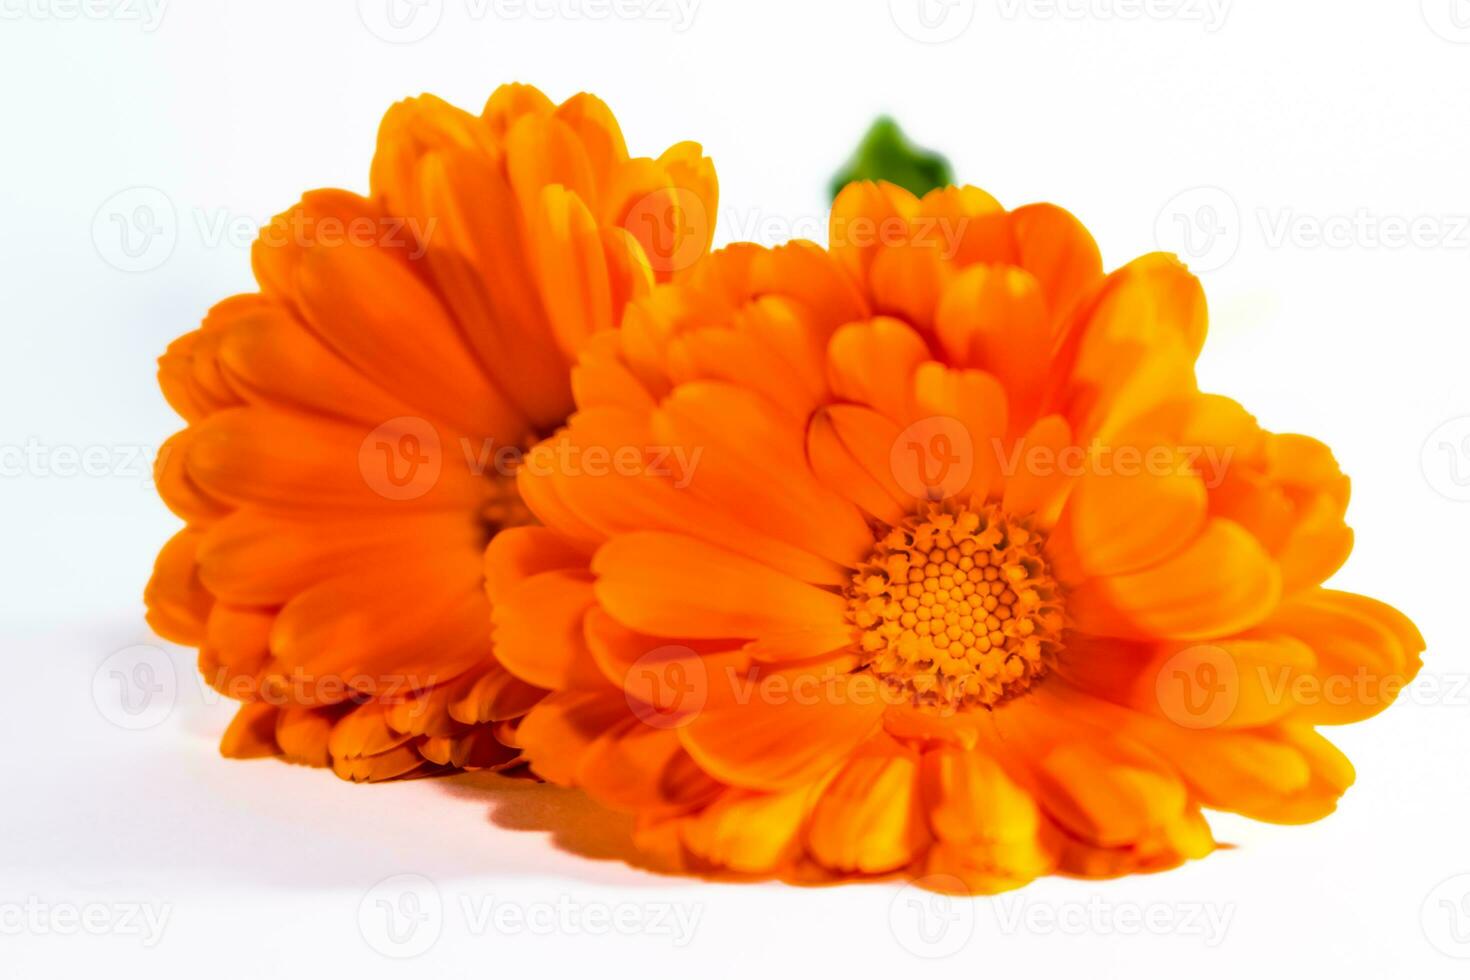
[576,723,723,814]
[868,240,952,333]
[826,317,929,424]
[1007,202,1103,329]
[530,407,845,585]
[481,82,554,138]
[328,703,413,761]
[216,299,413,426]
[419,727,520,771]
[1056,633,1315,730]
[157,296,254,420]
[663,296,828,421]
[920,745,1042,847]
[989,690,1199,849]
[806,738,928,874]
[1050,446,1208,579]
[154,429,230,525]
[369,94,493,219]
[1263,589,1424,725]
[219,702,280,759]
[806,406,908,526]
[1069,518,1281,640]
[907,362,1008,504]
[271,567,490,692]
[332,742,425,783]
[552,92,630,205]
[652,381,871,571]
[527,183,615,355]
[505,112,598,217]
[919,744,1055,889]
[514,689,632,785]
[199,603,274,696]
[275,705,335,767]
[145,528,213,644]
[679,668,884,792]
[482,525,594,606]
[413,145,573,429]
[829,181,916,286]
[446,663,545,725]
[999,414,1075,526]
[1132,718,1354,825]
[491,567,606,691]
[198,509,482,606]
[591,532,847,640]
[186,407,489,514]
[934,264,1049,427]
[1051,254,1205,442]
[293,220,525,442]
[678,787,815,873]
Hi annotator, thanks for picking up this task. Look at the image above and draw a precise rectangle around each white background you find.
[3,0,1469,976]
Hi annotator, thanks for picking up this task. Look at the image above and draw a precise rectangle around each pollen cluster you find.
[846,505,1065,712]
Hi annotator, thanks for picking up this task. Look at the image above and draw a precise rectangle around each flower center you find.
[479,454,536,534]
[846,505,1064,712]
[482,474,535,531]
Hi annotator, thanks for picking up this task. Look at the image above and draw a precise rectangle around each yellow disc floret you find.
[846,505,1064,712]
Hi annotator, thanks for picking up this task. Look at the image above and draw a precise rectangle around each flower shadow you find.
[436,770,679,884]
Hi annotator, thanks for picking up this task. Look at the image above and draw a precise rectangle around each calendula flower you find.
[145,84,717,781]
[486,180,1422,889]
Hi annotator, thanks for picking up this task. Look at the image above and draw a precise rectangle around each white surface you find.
[3,1,1469,976]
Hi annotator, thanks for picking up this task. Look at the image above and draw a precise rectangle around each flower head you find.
[146,84,717,781]
[488,180,1422,888]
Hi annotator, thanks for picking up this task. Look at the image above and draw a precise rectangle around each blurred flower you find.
[146,84,717,781]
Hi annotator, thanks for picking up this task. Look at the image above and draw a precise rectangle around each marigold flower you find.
[487,180,1423,889]
[145,85,717,781]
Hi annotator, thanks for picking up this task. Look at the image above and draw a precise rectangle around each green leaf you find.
[828,116,954,202]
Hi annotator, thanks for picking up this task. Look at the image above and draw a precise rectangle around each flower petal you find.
[807,738,928,874]
[592,532,847,639]
[679,669,884,792]
[1069,518,1281,640]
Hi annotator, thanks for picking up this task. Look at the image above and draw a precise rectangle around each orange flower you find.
[145,85,717,781]
[487,181,1423,889]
